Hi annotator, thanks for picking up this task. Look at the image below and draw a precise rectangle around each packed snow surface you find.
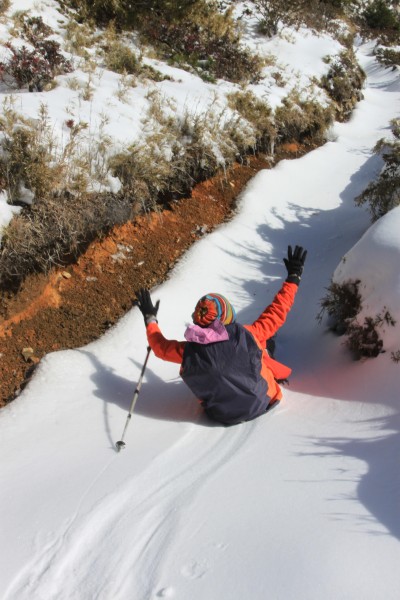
[1,3,400,600]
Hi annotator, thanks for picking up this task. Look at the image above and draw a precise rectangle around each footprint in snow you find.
[180,560,208,579]
[156,586,175,597]
[214,541,228,551]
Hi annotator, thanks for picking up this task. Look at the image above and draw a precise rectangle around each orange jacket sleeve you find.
[146,281,297,366]
[245,281,298,346]
[146,321,186,364]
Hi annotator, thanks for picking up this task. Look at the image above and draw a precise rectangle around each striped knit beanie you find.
[192,293,236,327]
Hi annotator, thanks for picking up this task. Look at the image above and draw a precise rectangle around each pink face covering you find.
[184,318,229,344]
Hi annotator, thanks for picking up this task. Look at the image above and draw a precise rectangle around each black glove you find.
[283,245,307,285]
[136,288,159,325]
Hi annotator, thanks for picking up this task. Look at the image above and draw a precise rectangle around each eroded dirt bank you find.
[0,145,308,405]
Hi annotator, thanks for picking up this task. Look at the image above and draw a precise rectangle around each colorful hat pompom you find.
[192,293,236,327]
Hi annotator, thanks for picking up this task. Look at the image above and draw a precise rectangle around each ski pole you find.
[115,300,159,452]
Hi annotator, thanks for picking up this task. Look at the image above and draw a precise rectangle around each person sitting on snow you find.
[136,245,307,426]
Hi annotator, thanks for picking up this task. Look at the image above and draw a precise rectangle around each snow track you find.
[5,421,256,600]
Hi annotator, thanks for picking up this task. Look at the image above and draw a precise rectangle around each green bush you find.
[318,280,395,359]
[356,119,400,221]
[363,0,400,31]
[318,280,362,334]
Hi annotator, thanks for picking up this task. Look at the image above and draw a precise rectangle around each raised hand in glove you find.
[136,288,159,325]
[283,245,307,285]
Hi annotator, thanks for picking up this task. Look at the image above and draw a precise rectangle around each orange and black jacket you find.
[145,282,298,423]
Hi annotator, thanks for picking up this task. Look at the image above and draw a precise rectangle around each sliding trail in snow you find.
[5,420,256,600]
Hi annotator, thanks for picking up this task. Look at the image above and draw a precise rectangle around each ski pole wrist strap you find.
[145,314,158,325]
[286,274,301,285]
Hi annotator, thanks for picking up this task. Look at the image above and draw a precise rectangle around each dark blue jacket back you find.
[181,323,270,425]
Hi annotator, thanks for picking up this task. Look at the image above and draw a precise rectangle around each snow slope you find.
[1,19,400,600]
[333,204,400,354]
[0,0,341,242]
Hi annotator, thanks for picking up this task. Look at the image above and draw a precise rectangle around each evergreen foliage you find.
[356,120,400,221]
[363,0,400,31]
[319,280,396,359]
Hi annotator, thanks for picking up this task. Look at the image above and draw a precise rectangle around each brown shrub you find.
[320,49,366,121]
[274,91,334,144]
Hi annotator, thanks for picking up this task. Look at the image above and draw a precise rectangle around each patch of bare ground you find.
[0,143,311,405]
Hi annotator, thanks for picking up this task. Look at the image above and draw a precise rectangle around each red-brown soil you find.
[0,144,307,405]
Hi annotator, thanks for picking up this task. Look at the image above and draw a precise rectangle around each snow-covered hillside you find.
[0,0,343,242]
[1,2,400,599]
